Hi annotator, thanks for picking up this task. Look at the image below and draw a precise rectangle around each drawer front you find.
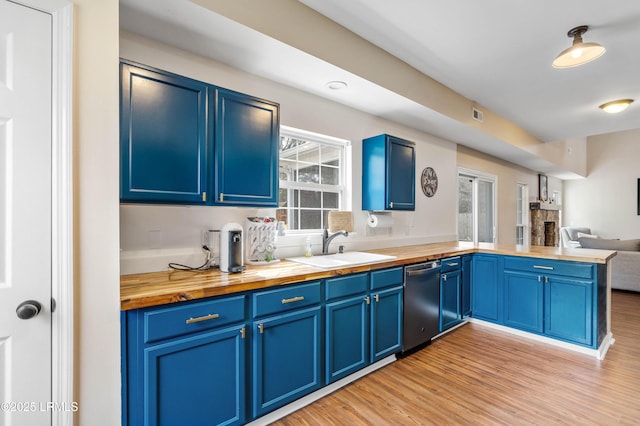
[143,295,246,344]
[370,267,404,290]
[325,273,368,301]
[503,257,593,280]
[441,256,461,273]
[253,281,321,318]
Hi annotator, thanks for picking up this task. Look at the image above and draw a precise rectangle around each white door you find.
[0,1,52,424]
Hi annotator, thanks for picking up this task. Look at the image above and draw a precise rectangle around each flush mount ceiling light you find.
[552,25,606,68]
[599,99,634,113]
[326,80,348,90]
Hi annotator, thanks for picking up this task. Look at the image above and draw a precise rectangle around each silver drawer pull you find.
[186,313,220,324]
[282,296,304,304]
[447,262,459,267]
[533,265,554,270]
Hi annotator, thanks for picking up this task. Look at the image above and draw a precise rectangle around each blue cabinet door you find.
[545,277,593,346]
[362,134,415,211]
[440,270,462,331]
[472,254,500,322]
[215,89,279,206]
[503,271,544,333]
[120,62,208,204]
[141,325,247,426]
[252,306,321,417]
[461,255,472,317]
[370,286,403,362]
[325,295,368,383]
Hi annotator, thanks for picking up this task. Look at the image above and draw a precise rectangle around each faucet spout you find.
[322,229,349,254]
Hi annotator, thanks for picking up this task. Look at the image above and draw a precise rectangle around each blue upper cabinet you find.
[214,89,279,206]
[120,61,280,207]
[120,62,209,204]
[362,134,415,211]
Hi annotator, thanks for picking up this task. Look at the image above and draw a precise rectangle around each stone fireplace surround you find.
[530,203,560,246]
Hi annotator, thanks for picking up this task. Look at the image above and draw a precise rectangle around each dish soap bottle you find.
[304,237,313,257]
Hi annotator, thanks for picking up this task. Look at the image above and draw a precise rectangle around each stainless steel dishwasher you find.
[402,260,441,352]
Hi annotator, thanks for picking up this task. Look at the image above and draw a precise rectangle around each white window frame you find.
[279,126,351,234]
[457,168,498,244]
[516,183,530,245]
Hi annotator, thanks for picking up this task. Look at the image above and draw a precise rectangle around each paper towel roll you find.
[367,214,394,228]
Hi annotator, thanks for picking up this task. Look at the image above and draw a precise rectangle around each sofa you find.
[560,226,640,292]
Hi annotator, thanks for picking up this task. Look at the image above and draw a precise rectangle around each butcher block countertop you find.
[120,241,616,311]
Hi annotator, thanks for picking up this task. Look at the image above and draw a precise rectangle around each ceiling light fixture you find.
[598,99,634,114]
[552,25,606,68]
[326,81,347,90]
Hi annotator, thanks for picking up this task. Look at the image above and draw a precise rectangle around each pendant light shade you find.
[553,25,606,68]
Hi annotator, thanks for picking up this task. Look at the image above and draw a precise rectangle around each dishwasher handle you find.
[406,262,440,277]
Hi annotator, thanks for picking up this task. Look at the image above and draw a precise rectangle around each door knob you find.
[16,300,42,320]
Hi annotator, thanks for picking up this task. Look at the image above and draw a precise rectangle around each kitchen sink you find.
[287,251,396,269]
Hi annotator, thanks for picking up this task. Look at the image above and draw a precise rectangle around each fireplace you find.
[530,203,560,246]
[544,222,556,247]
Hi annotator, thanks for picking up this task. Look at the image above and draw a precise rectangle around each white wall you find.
[119,32,459,274]
[564,129,640,239]
[73,0,120,424]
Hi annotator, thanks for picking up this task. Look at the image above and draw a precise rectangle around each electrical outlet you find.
[202,229,211,247]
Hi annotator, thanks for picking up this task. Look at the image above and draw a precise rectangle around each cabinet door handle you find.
[258,323,264,334]
[240,327,246,339]
[545,276,549,283]
[185,313,219,324]
[202,192,206,202]
[374,294,380,303]
[220,193,224,202]
[365,296,371,305]
[447,262,459,267]
[443,274,447,281]
[282,296,304,304]
[533,265,554,270]
[389,202,394,209]
[538,276,542,282]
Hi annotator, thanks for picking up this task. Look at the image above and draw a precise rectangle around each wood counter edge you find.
[121,244,617,311]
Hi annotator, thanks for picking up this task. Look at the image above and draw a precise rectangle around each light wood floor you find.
[274,290,640,425]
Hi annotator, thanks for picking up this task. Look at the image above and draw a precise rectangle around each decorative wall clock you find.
[421,167,438,197]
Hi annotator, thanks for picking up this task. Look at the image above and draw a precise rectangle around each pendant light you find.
[552,25,606,68]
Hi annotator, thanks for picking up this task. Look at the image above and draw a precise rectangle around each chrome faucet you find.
[322,228,349,254]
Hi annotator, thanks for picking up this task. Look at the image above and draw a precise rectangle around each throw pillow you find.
[577,232,597,239]
[577,237,640,251]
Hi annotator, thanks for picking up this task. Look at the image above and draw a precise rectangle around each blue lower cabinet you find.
[545,277,593,346]
[472,254,501,322]
[139,325,247,426]
[461,255,472,317]
[325,296,368,384]
[503,271,544,333]
[252,306,322,418]
[370,286,403,362]
[440,269,462,332]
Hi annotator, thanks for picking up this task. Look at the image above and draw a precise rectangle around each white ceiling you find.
[120,0,640,177]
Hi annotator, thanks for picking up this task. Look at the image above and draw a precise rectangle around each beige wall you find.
[456,145,562,244]
[73,0,120,424]
[564,129,640,239]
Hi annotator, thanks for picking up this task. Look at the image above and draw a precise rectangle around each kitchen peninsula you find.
[120,242,616,426]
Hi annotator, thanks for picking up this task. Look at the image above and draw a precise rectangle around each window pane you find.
[279,159,296,182]
[478,180,494,243]
[297,164,319,184]
[321,165,339,185]
[300,190,321,208]
[300,209,321,230]
[323,192,339,209]
[458,177,473,242]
